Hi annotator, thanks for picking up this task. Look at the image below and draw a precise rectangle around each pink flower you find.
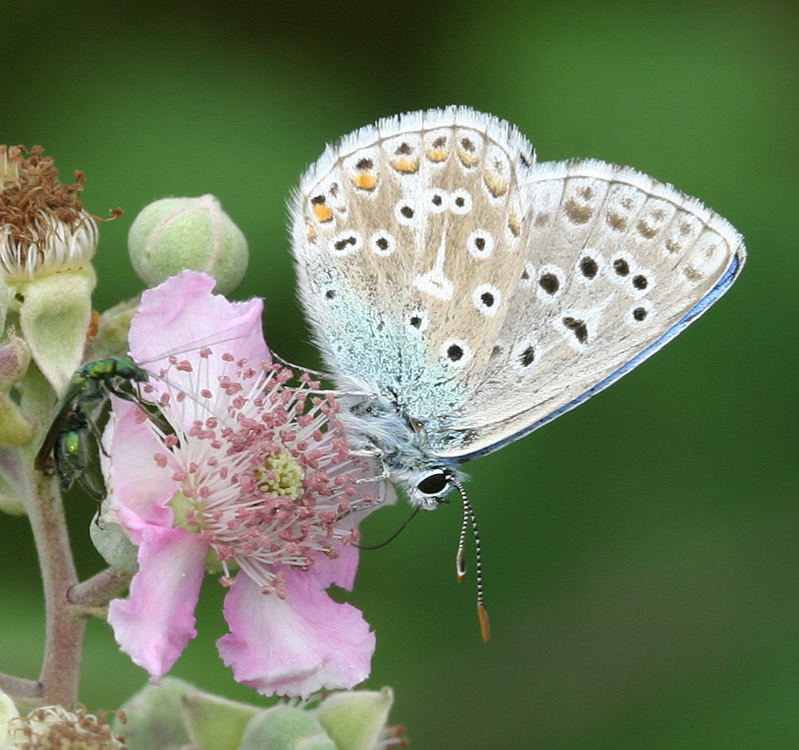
[103,271,393,698]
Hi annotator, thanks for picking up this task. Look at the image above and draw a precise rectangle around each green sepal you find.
[316,688,394,750]
[90,511,139,573]
[181,690,259,750]
[0,392,35,446]
[84,295,140,361]
[0,475,26,516]
[17,266,96,395]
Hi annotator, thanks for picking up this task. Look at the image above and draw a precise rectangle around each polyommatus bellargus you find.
[289,107,745,634]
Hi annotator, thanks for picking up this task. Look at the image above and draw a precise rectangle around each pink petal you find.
[319,481,397,591]
[217,567,375,699]
[312,543,360,591]
[108,525,207,681]
[129,270,268,371]
[127,271,270,431]
[104,398,179,535]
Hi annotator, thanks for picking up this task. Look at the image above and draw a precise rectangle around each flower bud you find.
[113,677,194,749]
[128,195,248,295]
[238,705,335,750]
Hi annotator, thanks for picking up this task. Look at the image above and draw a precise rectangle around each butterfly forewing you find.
[432,159,745,458]
[293,108,536,423]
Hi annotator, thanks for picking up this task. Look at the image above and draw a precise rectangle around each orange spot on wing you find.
[457,146,479,167]
[313,203,333,222]
[484,173,509,198]
[390,157,419,174]
[353,172,378,190]
[426,147,449,162]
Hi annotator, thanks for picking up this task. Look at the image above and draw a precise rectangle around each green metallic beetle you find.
[35,356,151,499]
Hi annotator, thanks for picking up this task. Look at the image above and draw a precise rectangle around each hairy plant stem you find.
[68,567,132,609]
[26,471,85,708]
[0,471,134,707]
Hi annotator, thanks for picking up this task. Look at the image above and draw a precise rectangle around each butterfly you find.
[290,106,745,516]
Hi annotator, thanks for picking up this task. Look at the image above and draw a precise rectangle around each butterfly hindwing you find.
[432,159,745,457]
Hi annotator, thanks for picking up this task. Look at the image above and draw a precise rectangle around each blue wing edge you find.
[458,250,746,461]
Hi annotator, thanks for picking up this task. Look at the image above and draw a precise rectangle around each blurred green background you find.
[2,1,797,747]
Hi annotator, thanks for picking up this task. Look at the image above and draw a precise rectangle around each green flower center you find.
[257,448,305,501]
[169,491,202,532]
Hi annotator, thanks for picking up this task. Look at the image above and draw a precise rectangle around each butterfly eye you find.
[416,471,449,496]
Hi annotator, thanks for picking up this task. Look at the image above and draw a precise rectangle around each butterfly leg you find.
[347,445,391,483]
[348,446,382,458]
[355,463,390,484]
[270,351,329,379]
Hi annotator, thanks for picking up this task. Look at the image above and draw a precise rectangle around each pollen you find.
[258,447,305,501]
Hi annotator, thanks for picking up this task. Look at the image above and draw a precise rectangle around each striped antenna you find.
[452,477,490,642]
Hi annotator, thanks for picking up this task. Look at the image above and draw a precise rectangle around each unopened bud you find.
[128,195,248,295]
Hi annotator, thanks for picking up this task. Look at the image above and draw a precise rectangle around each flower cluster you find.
[103,271,393,697]
[0,144,105,394]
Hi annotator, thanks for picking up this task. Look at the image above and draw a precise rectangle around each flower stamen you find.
[0,145,105,281]
[147,353,379,596]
